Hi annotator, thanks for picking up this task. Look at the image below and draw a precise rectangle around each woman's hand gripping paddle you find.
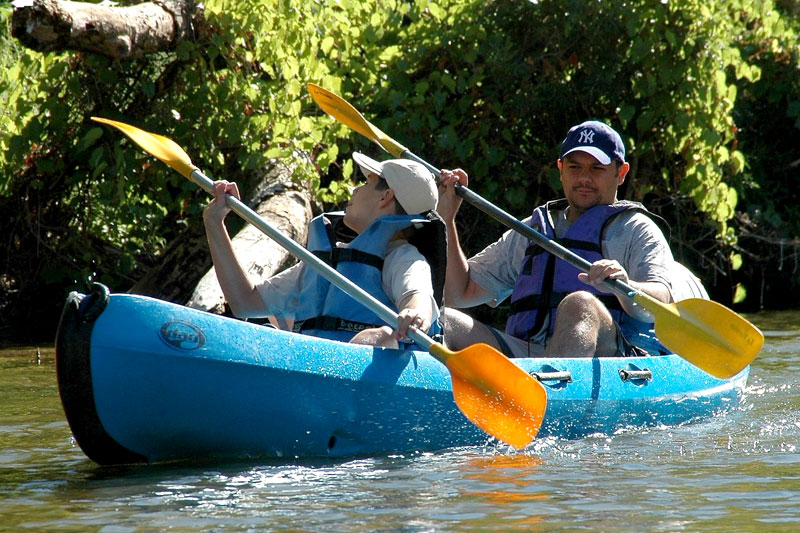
[306,84,764,379]
[91,116,547,449]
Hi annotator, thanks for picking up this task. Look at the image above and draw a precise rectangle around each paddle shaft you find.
[187,169,437,351]
[400,151,642,304]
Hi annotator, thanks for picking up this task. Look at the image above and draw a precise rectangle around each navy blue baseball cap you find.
[560,121,626,165]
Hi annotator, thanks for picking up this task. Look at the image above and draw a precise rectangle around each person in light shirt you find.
[438,120,695,358]
[203,152,445,349]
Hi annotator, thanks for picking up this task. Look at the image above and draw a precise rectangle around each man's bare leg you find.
[441,307,503,351]
[544,291,618,357]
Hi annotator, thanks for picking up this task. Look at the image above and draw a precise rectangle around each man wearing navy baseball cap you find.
[556,120,630,221]
[438,120,699,359]
[560,120,626,164]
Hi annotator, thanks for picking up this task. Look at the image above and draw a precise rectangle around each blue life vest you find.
[293,212,443,345]
[505,199,669,355]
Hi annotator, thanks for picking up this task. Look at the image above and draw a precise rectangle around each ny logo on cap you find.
[578,130,595,144]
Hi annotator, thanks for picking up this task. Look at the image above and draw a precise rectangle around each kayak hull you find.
[56,285,748,464]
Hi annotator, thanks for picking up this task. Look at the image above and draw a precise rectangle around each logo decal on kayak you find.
[159,321,206,351]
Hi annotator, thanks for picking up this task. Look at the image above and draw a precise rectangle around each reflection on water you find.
[455,454,549,527]
[1,309,800,530]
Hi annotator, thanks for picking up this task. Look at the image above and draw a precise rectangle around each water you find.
[1,311,799,531]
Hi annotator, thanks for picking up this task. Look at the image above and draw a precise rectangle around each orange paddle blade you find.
[430,343,547,449]
[91,117,197,178]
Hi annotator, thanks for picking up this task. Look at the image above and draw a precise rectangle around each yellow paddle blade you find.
[633,294,764,379]
[429,343,546,449]
[306,83,408,157]
[91,117,197,178]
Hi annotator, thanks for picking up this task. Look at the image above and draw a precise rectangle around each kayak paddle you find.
[91,116,547,449]
[306,84,764,379]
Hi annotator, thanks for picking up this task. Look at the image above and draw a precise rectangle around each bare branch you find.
[11,0,203,59]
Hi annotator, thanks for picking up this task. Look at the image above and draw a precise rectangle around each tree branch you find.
[11,0,203,59]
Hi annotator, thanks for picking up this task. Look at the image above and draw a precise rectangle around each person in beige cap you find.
[203,152,445,348]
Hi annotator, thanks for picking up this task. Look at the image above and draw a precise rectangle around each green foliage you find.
[1,0,799,336]
[733,2,800,234]
[358,1,781,232]
[327,0,798,309]
[733,283,748,304]
[0,0,417,330]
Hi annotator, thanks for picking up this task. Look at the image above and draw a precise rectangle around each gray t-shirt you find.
[467,207,675,307]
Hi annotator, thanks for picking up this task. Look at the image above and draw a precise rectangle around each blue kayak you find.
[55,284,748,465]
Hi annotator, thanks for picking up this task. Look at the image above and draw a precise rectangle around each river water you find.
[1,310,798,531]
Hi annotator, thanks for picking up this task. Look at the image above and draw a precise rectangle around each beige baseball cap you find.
[352,152,438,215]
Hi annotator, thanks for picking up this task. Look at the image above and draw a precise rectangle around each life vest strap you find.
[522,239,602,275]
[509,291,623,315]
[312,249,384,270]
[524,239,601,259]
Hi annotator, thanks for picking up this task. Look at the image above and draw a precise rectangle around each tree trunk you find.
[131,161,313,312]
[11,0,202,59]
[185,166,313,314]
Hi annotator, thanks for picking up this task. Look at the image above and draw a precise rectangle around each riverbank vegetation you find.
[1,0,798,342]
